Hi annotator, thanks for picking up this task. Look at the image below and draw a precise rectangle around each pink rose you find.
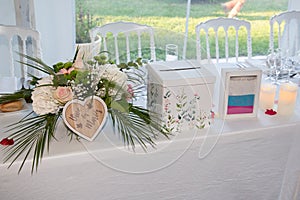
[58,67,75,75]
[53,86,73,104]
[126,84,134,100]
[210,111,215,119]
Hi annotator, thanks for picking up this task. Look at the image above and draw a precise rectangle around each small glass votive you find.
[165,44,178,61]
[259,83,277,110]
[277,82,298,115]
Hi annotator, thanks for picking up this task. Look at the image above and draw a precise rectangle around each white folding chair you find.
[195,17,252,63]
[90,21,156,64]
[0,25,42,93]
[269,10,300,56]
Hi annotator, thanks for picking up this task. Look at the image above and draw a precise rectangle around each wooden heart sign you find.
[62,96,108,141]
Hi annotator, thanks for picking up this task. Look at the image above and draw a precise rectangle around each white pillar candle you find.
[259,83,277,110]
[277,82,298,115]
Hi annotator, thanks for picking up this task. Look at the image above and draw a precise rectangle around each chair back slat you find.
[235,30,239,62]
[195,17,252,63]
[270,10,300,56]
[113,36,119,64]
[124,34,129,62]
[90,21,156,64]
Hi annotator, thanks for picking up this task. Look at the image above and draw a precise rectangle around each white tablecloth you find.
[1,61,300,200]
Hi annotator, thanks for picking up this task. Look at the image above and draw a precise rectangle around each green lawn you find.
[76,0,289,60]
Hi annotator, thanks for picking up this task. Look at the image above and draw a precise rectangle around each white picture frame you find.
[219,67,262,119]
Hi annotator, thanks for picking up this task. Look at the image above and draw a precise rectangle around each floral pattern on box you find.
[148,83,211,133]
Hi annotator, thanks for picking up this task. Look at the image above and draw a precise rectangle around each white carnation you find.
[97,64,128,100]
[99,64,128,85]
[31,76,60,115]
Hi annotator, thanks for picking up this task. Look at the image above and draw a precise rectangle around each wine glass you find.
[266,49,276,81]
[282,57,294,83]
[293,50,300,71]
[282,49,300,83]
[272,48,283,85]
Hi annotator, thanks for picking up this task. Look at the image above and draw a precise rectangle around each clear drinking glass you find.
[165,44,178,61]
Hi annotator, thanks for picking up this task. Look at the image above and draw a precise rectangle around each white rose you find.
[31,76,60,115]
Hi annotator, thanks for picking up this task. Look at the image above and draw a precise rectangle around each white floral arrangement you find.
[31,63,128,115]
[0,51,169,173]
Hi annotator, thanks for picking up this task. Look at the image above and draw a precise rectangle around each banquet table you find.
[1,60,300,200]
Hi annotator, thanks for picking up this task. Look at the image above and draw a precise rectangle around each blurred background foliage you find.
[75,0,289,60]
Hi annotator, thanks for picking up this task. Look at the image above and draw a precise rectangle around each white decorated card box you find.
[147,60,216,132]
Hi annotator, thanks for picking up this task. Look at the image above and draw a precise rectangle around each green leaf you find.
[63,62,73,69]
[0,89,32,104]
[52,74,68,87]
[118,63,128,69]
[111,100,130,113]
[53,62,64,73]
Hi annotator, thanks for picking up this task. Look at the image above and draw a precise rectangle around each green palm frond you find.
[17,53,56,76]
[109,104,169,150]
[126,68,146,84]
[0,88,33,104]
[3,112,61,174]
